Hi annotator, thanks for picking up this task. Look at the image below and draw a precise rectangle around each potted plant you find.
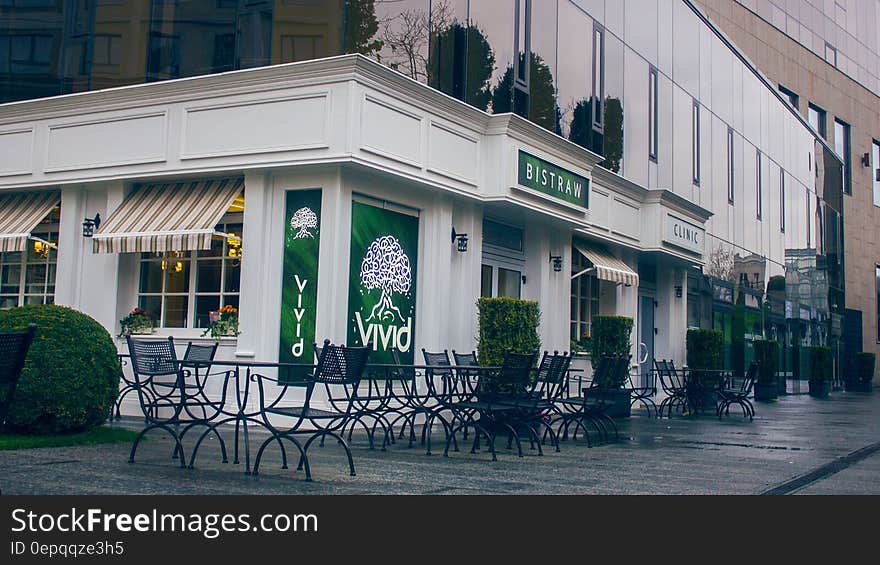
[589,315,634,418]
[118,307,153,338]
[808,346,832,398]
[202,304,240,340]
[853,352,875,393]
[753,339,779,401]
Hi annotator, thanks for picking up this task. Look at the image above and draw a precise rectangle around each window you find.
[727,127,734,204]
[515,0,530,87]
[137,222,242,329]
[280,35,325,64]
[592,24,604,129]
[834,118,852,195]
[778,84,799,109]
[0,34,52,74]
[808,103,827,139]
[481,218,524,299]
[872,139,880,207]
[692,99,700,185]
[648,66,658,161]
[570,253,600,343]
[92,35,121,67]
[825,43,837,67]
[0,205,59,309]
[756,150,762,220]
[0,233,57,309]
[780,169,785,233]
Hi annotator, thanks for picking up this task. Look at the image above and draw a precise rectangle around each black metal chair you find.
[717,362,757,421]
[253,339,370,481]
[0,324,35,495]
[443,350,537,461]
[628,365,658,417]
[551,355,625,446]
[656,359,689,418]
[126,336,229,468]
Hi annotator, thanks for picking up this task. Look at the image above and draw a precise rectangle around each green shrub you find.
[753,340,779,384]
[686,329,723,370]
[589,316,633,361]
[476,297,540,367]
[0,305,120,434]
[809,346,833,383]
[856,352,876,383]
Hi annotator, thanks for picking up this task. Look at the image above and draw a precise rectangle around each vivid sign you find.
[517,150,589,208]
[347,201,418,365]
[664,215,705,254]
[279,189,321,383]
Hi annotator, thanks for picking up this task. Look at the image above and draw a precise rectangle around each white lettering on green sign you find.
[518,150,589,208]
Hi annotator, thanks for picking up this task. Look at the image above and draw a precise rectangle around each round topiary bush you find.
[0,304,120,434]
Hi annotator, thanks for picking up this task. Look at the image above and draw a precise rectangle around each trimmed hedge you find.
[753,340,779,384]
[589,316,633,361]
[476,297,540,367]
[0,305,120,434]
[686,329,723,370]
[809,346,833,383]
[856,352,876,383]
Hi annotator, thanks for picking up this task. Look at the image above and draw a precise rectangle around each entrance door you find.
[639,295,655,386]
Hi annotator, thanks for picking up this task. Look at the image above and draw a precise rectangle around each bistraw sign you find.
[279,190,321,382]
[347,201,418,364]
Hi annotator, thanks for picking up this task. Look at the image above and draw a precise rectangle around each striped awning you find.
[0,190,61,253]
[572,242,639,286]
[93,177,243,253]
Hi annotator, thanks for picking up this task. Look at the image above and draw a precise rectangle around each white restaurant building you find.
[0,1,843,410]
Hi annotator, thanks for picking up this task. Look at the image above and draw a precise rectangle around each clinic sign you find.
[664,215,705,254]
[517,150,589,208]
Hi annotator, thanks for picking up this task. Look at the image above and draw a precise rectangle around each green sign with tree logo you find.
[517,150,589,208]
[279,189,321,383]
[347,200,419,365]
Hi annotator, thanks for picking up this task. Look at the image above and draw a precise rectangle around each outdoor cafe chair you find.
[716,362,757,421]
[551,355,625,446]
[656,359,689,418]
[442,350,536,461]
[0,324,36,495]
[252,339,370,481]
[628,366,658,417]
[126,336,229,468]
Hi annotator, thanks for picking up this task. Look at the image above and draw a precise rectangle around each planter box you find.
[809,380,830,398]
[754,382,777,402]
[848,381,873,393]
[587,387,632,418]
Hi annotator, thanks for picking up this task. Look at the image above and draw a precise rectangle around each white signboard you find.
[664,215,705,254]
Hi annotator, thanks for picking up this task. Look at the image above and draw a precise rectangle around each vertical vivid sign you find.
[279,190,321,383]
[347,201,418,365]
[517,150,589,208]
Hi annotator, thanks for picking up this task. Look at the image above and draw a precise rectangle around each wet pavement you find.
[2,389,879,495]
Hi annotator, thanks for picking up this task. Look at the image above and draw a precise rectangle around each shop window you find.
[570,252,600,343]
[0,232,57,309]
[137,222,242,329]
[481,218,524,300]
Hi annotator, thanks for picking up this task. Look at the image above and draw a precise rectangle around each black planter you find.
[809,380,830,398]
[754,382,777,402]
[853,381,873,393]
[590,388,632,418]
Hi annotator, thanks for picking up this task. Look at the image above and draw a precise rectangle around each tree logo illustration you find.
[290,207,318,239]
[359,235,412,322]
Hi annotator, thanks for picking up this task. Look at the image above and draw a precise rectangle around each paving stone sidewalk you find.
[2,390,879,495]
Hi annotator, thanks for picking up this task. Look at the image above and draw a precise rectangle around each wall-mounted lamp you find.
[82,213,101,237]
[549,253,563,272]
[451,227,468,252]
[675,285,683,298]
[861,152,871,167]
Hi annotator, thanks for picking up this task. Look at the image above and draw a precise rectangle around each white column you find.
[414,193,454,353]
[235,169,272,360]
[55,183,124,334]
[448,202,482,353]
